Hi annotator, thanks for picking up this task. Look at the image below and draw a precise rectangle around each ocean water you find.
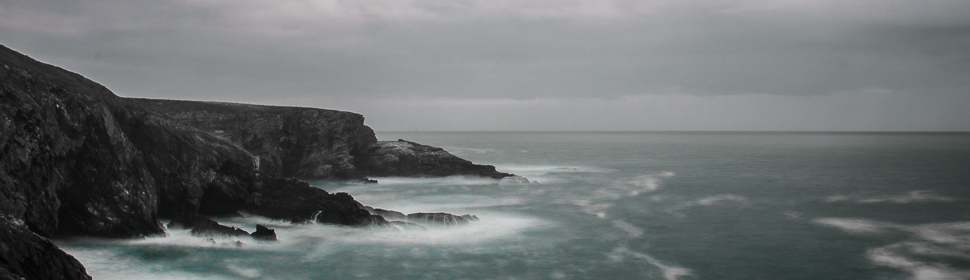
[57,132,970,279]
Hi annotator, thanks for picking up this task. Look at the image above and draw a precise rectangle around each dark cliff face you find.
[126,98,377,180]
[0,45,378,279]
[127,99,513,180]
[356,140,512,179]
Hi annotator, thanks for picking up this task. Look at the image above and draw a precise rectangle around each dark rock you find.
[405,212,479,226]
[126,99,514,180]
[250,224,277,241]
[167,215,249,238]
[355,140,512,179]
[363,206,407,220]
[126,98,377,180]
[0,217,91,280]
[0,44,388,277]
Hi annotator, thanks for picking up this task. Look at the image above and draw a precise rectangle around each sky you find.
[2,0,970,131]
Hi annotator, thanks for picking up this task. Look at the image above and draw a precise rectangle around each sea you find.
[57,131,970,280]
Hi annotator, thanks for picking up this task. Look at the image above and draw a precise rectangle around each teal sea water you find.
[58,132,970,279]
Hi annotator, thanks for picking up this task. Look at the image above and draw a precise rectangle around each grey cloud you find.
[1,0,969,131]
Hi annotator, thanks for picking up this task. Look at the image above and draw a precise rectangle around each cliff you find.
[126,98,513,180]
[0,44,512,279]
[0,45,378,279]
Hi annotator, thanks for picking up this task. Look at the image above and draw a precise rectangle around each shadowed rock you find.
[0,217,91,280]
[0,44,387,277]
[127,100,514,181]
[355,140,512,179]
[250,224,278,241]
[167,215,249,238]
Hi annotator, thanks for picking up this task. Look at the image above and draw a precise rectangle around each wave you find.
[813,218,893,234]
[612,220,644,238]
[813,218,970,279]
[825,190,956,204]
[608,247,692,280]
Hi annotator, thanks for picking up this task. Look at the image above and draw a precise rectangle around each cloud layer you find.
[3,0,969,130]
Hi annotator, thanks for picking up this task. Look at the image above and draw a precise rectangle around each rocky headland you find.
[0,45,510,279]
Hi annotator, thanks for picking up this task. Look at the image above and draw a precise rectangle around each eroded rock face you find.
[355,140,512,179]
[127,98,377,180]
[0,217,91,280]
[0,45,385,277]
[126,100,513,181]
[364,207,480,227]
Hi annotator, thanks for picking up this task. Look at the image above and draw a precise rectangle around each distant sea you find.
[59,132,970,279]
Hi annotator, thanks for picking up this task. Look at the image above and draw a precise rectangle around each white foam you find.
[612,220,644,238]
[58,245,235,280]
[858,190,956,204]
[608,247,692,280]
[302,212,548,249]
[694,194,747,206]
[813,218,888,234]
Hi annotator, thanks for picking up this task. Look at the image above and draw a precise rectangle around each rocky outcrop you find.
[250,224,277,241]
[126,98,376,180]
[126,100,513,180]
[364,207,480,226]
[167,215,250,238]
[0,217,90,280]
[355,140,511,178]
[0,45,384,278]
[0,44,491,279]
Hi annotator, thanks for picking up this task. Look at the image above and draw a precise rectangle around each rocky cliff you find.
[0,45,381,279]
[127,99,513,180]
[0,43,512,279]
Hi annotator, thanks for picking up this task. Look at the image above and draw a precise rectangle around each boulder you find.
[250,224,277,241]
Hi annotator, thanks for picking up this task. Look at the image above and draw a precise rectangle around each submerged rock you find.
[250,224,278,241]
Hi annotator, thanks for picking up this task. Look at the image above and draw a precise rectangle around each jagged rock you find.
[405,212,479,226]
[128,100,514,180]
[250,224,277,241]
[167,215,249,238]
[127,98,376,180]
[0,45,386,276]
[363,206,407,220]
[0,217,91,280]
[355,140,512,179]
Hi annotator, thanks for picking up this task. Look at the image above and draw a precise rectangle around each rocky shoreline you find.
[0,45,511,279]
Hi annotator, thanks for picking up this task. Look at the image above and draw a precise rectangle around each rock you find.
[355,140,512,179]
[363,206,407,221]
[0,44,388,277]
[250,224,277,241]
[127,101,515,180]
[167,215,249,238]
[405,212,479,226]
[127,98,376,180]
[0,217,91,280]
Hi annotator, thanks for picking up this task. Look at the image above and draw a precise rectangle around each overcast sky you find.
[3,0,969,131]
